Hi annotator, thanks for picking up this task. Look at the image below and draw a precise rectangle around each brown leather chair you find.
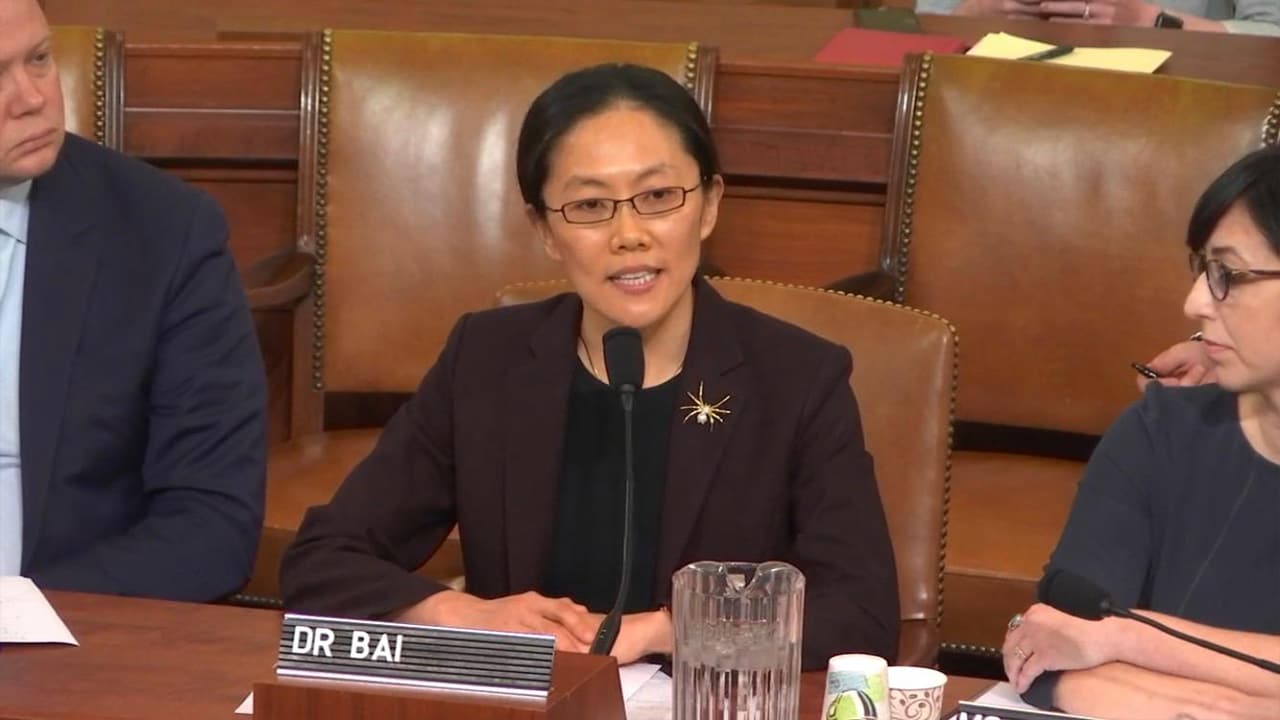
[498,277,956,666]
[882,53,1280,653]
[52,26,123,148]
[245,30,718,601]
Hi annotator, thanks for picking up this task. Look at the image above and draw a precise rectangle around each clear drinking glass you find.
[672,561,805,720]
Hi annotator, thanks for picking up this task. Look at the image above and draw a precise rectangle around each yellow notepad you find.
[967,32,1172,73]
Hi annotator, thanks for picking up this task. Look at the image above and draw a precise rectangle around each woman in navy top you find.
[1005,146,1280,718]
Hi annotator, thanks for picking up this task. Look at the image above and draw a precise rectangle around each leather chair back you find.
[885,54,1280,435]
[883,54,1280,654]
[292,29,716,435]
[498,277,957,665]
[52,26,123,148]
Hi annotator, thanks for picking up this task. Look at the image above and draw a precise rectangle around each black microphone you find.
[1039,569,1280,674]
[1038,568,1115,620]
[589,327,644,656]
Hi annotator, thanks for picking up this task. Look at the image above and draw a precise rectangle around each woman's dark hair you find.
[516,63,720,213]
[1187,145,1280,257]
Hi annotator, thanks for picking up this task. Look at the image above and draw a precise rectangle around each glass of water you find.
[672,560,805,720]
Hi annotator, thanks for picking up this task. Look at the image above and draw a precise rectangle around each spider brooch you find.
[680,382,732,428]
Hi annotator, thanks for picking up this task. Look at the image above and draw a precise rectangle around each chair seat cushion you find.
[265,428,382,531]
[943,451,1083,651]
[246,429,463,600]
[242,429,381,599]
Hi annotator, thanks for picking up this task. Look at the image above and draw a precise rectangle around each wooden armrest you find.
[898,618,941,666]
[242,251,314,311]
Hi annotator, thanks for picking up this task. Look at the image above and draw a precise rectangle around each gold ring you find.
[1083,1,1092,19]
[1015,646,1028,660]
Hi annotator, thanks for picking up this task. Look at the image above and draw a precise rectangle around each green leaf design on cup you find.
[826,690,879,720]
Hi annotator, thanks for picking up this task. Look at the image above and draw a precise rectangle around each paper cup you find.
[886,666,948,720]
[822,653,888,719]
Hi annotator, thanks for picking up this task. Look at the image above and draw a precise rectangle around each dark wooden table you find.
[0,591,991,719]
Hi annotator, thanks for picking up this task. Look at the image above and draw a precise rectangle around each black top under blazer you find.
[281,277,898,669]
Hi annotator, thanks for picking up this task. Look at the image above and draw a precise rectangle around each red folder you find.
[814,28,968,68]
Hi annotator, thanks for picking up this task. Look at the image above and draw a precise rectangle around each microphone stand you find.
[1109,608,1280,674]
[1041,569,1280,676]
[590,387,635,656]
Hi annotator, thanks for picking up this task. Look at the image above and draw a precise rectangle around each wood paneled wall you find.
[119,39,907,289]
[45,0,1280,443]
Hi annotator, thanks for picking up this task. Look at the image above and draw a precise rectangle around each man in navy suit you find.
[0,0,266,601]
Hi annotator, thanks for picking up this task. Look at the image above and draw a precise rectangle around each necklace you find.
[578,334,684,385]
[579,335,605,382]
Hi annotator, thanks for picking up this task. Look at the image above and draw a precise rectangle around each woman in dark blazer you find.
[280,63,898,671]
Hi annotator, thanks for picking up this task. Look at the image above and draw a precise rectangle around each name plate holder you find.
[252,613,624,720]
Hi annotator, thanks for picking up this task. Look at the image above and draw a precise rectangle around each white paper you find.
[619,662,662,700]
[0,576,78,645]
[625,669,673,720]
[966,682,1106,719]
[234,663,666,717]
[972,681,1038,709]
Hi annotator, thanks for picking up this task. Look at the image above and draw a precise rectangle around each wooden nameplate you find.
[252,651,625,720]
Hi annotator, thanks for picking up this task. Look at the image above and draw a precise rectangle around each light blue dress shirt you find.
[0,180,31,577]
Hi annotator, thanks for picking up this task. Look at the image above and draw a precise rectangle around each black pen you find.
[1131,362,1162,380]
[1019,45,1075,62]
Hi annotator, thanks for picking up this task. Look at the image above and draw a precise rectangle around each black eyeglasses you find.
[546,183,702,224]
[1189,251,1280,301]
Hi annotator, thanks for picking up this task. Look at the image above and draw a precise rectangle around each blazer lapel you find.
[656,279,748,599]
[19,145,100,567]
[501,296,580,593]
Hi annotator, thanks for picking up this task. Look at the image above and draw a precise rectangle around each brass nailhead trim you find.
[311,29,334,392]
[892,55,973,630]
[1264,92,1280,147]
[227,593,286,610]
[894,53,933,306]
[501,275,957,631]
[683,42,698,91]
[941,642,1002,658]
[92,29,106,145]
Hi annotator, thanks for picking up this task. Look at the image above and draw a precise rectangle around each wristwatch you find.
[1155,10,1185,28]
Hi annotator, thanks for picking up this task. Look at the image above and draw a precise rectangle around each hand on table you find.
[399,590,599,653]
[1003,603,1120,692]
[1040,0,1161,25]
[954,0,1045,19]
